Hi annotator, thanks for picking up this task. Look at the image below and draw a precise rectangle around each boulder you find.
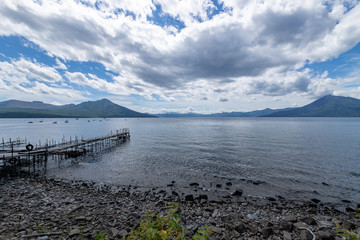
[232,189,243,197]
[300,230,313,240]
[261,227,273,238]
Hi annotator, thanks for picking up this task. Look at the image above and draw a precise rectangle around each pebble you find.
[0,176,357,240]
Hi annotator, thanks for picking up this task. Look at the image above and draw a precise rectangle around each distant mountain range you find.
[155,107,296,118]
[156,95,360,117]
[1,95,360,118]
[0,99,154,118]
[264,95,360,117]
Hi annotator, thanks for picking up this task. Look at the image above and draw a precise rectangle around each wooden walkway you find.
[0,129,130,172]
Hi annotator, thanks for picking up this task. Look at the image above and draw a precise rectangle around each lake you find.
[1,117,359,205]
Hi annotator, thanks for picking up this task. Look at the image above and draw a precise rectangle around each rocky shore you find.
[0,175,359,240]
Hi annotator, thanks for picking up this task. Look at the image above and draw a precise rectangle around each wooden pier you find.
[0,128,130,173]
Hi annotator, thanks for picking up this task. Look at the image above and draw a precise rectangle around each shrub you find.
[336,206,360,240]
[123,204,212,240]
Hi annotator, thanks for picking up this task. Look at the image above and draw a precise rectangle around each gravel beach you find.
[0,175,359,240]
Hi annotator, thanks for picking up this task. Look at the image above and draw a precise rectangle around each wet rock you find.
[261,227,273,238]
[119,230,128,237]
[341,221,355,230]
[212,226,223,234]
[198,194,208,200]
[185,195,194,201]
[302,217,316,225]
[300,229,313,240]
[318,220,333,229]
[75,216,86,221]
[284,215,297,223]
[294,222,308,229]
[69,228,80,236]
[280,219,293,231]
[311,198,321,204]
[111,228,119,237]
[317,230,334,240]
[266,197,276,201]
[345,207,356,212]
[234,222,246,233]
[283,231,292,240]
[246,214,259,220]
[260,220,272,228]
[212,197,224,204]
[232,189,243,197]
[212,209,219,218]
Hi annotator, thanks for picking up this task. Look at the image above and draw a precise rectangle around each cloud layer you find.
[0,0,359,111]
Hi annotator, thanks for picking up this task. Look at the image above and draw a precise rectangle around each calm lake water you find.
[1,117,359,204]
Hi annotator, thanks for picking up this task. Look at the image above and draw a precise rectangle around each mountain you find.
[2,95,359,118]
[156,95,360,118]
[0,99,155,118]
[264,95,360,117]
[0,100,54,109]
[155,108,296,118]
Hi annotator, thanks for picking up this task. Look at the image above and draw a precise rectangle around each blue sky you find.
[0,0,360,113]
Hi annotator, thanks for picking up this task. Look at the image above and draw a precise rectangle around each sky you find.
[0,0,360,114]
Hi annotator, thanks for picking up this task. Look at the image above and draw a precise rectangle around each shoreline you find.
[1,175,359,239]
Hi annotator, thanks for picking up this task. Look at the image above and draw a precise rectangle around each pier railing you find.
[0,128,130,172]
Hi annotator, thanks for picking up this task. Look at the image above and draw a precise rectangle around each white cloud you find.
[0,58,87,102]
[0,0,360,111]
[154,0,215,26]
[55,58,67,70]
[0,58,63,84]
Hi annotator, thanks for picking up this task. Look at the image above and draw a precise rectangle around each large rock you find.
[69,228,80,236]
[189,182,199,187]
[110,228,119,237]
[300,230,313,240]
[302,217,316,225]
[341,221,355,230]
[281,219,293,231]
[261,227,273,238]
[318,220,333,229]
[185,194,194,201]
[317,230,334,240]
[284,215,297,223]
[234,222,247,233]
[232,189,243,197]
[283,231,292,240]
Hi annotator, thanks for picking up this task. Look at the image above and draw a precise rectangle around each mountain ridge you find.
[263,95,360,117]
[0,99,155,118]
[156,95,360,117]
[1,95,360,118]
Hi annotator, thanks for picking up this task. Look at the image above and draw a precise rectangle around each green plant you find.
[192,226,213,240]
[95,231,106,240]
[335,228,360,240]
[123,204,212,240]
[36,223,54,233]
[336,207,360,240]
